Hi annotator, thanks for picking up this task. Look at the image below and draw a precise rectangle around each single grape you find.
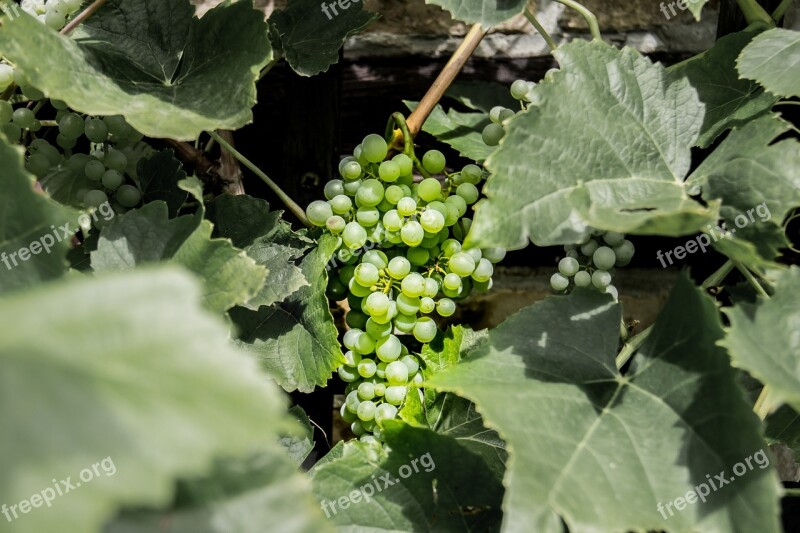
[356,206,380,227]
[499,108,516,121]
[423,278,439,298]
[397,197,417,217]
[25,153,51,178]
[354,262,379,286]
[306,200,333,227]
[104,149,128,172]
[379,160,401,182]
[580,239,599,257]
[460,164,482,185]
[375,403,398,425]
[12,108,36,129]
[385,361,409,385]
[457,182,480,205]
[489,106,506,124]
[84,117,108,143]
[482,123,504,146]
[340,402,357,423]
[603,231,625,247]
[357,382,376,400]
[0,101,12,124]
[436,298,456,317]
[384,385,407,406]
[574,270,592,287]
[357,358,377,379]
[384,185,404,205]
[400,220,424,247]
[326,215,346,233]
[413,317,438,343]
[482,247,506,263]
[376,334,402,362]
[338,365,359,383]
[420,209,445,233]
[393,312,416,333]
[593,246,616,271]
[342,222,368,249]
[84,160,105,181]
[58,112,84,139]
[387,256,411,279]
[351,420,366,437]
[364,292,390,316]
[550,273,570,291]
[342,179,361,196]
[510,79,530,100]
[448,252,476,277]
[613,240,635,265]
[357,400,376,421]
[443,273,463,293]
[592,270,612,289]
[56,134,76,150]
[393,153,413,175]
[45,8,67,30]
[329,194,353,215]
[361,134,388,163]
[418,177,442,202]
[400,354,420,375]
[83,189,108,208]
[0,64,13,92]
[356,179,384,207]
[422,150,446,174]
[101,169,124,191]
[366,317,392,339]
[406,247,429,267]
[342,329,362,351]
[441,239,461,258]
[558,257,580,277]
[341,160,362,180]
[2,123,21,142]
[471,258,493,282]
[324,179,344,200]
[400,272,425,298]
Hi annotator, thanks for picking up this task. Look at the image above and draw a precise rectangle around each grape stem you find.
[406,23,487,137]
[60,0,108,36]
[554,0,602,41]
[772,0,795,21]
[386,112,433,179]
[208,130,312,227]
[735,0,775,25]
[524,7,557,52]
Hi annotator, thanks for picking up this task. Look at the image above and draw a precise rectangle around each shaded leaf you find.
[738,28,800,98]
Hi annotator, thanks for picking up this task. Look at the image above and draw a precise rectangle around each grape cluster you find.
[480,78,543,147]
[307,133,504,445]
[20,0,84,31]
[1,71,145,225]
[550,230,635,300]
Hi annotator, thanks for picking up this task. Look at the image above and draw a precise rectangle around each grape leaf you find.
[311,423,504,531]
[467,40,717,250]
[0,268,293,533]
[687,115,799,268]
[172,220,267,313]
[40,166,92,209]
[722,267,800,413]
[446,81,518,113]
[429,278,781,532]
[0,0,271,140]
[670,31,778,148]
[0,135,78,295]
[269,0,377,76]
[280,406,316,466]
[231,233,344,393]
[138,150,189,218]
[405,100,494,163]
[738,28,800,98]
[425,0,527,26]
[766,406,800,462]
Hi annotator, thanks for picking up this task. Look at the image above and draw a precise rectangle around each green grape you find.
[326,215,346,233]
[400,354,420,375]
[84,160,107,181]
[613,240,635,266]
[338,365,359,382]
[83,189,108,208]
[357,400,376,421]
[358,382,376,400]
[592,270,612,289]
[385,361,409,384]
[84,118,108,143]
[357,358,377,379]
[443,273,462,292]
[436,298,456,317]
[366,317,392,339]
[406,246,429,266]
[364,292,390,316]
[413,317,438,343]
[306,200,333,226]
[103,115,133,138]
[342,222,368,249]
[384,185,404,204]
[550,273,569,291]
[471,258,493,282]
[489,106,507,124]
[400,220,424,247]
[441,239,461,258]
[397,197,417,217]
[354,331,376,354]
[12,108,36,129]
[104,149,128,172]
[379,160,401,182]
[58,112,84,139]
[375,403,398,425]
[354,262,379,286]
[384,385,407,405]
[510,79,530,100]
[45,7,67,29]
[56,133,77,150]
[482,123,504,146]
[362,134,388,163]
[558,257,580,277]
[25,153,51,178]
[3,123,22,142]
[603,231,625,247]
[482,247,506,263]
[456,182,479,205]
[356,179,384,207]
[340,402,357,423]
[580,239,599,257]
[349,277,372,298]
[592,246,616,271]
[343,329,362,351]
[0,64,13,92]
[341,160,362,180]
[115,185,142,211]
[393,153,413,176]
[422,278,439,298]
[420,209,445,233]
[393,312,416,332]
[374,383,386,397]
[382,210,402,231]
[351,420,366,437]
[342,179,361,196]
[324,179,344,200]
[574,270,592,287]
[0,101,12,124]
[448,252,476,276]
[356,206,380,227]
[376,334,402,362]
[499,108,516,121]
[362,249,388,269]
[64,0,83,12]
[400,272,425,297]
[445,194,467,217]
[396,293,420,315]
[346,390,362,413]
[418,177,442,202]
[101,170,124,191]
[422,150,446,174]
[330,194,353,215]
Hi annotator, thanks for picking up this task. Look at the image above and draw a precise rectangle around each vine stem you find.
[60,0,107,36]
[735,0,775,25]
[772,0,795,21]
[554,0,602,41]
[208,131,312,227]
[406,23,487,137]
[524,8,557,52]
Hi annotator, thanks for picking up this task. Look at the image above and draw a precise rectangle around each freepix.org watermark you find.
[320,0,361,20]
[1,201,115,271]
[320,452,436,518]
[656,202,771,268]
[2,457,117,523]
[659,0,704,20]
[656,449,770,520]
[1,1,21,20]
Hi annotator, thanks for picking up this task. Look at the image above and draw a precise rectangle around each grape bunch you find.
[480,78,544,147]
[1,70,146,225]
[306,132,504,446]
[20,0,85,31]
[550,230,635,300]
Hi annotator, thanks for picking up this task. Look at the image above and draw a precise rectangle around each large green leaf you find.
[467,41,716,250]
[0,136,78,295]
[311,423,504,531]
[138,150,189,218]
[687,115,799,268]
[670,32,778,148]
[0,268,292,533]
[425,0,526,26]
[405,101,494,164]
[0,1,271,140]
[429,278,781,532]
[269,0,377,76]
[231,233,344,393]
[738,28,800,98]
[172,220,267,313]
[722,267,800,413]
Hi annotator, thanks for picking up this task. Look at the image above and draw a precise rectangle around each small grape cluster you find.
[1,74,145,225]
[20,0,84,31]
[306,133,504,446]
[550,230,635,300]
[481,78,542,147]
